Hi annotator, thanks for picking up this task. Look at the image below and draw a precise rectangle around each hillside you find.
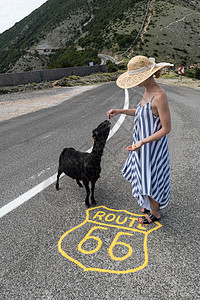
[0,0,199,73]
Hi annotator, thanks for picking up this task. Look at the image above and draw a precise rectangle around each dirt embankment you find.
[157,77,200,90]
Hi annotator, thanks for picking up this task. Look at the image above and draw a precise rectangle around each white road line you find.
[0,89,129,219]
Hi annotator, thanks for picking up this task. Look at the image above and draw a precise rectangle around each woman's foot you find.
[141,208,150,213]
[138,212,161,224]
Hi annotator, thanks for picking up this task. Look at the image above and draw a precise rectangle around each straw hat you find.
[116,55,174,89]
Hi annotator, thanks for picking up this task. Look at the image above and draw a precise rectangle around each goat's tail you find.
[56,153,63,190]
[58,153,62,167]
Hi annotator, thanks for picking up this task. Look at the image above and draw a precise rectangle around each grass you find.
[135,0,200,64]
[161,73,179,79]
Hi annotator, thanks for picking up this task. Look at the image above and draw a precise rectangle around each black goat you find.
[56,120,111,207]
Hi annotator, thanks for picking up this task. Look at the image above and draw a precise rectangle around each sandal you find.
[138,212,160,224]
[141,208,150,213]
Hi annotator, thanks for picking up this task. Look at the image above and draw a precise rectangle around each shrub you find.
[48,47,101,69]
[68,75,80,80]
[183,68,200,79]
[117,62,127,70]
[173,47,188,54]
[116,34,133,50]
[194,68,200,79]
[106,60,118,73]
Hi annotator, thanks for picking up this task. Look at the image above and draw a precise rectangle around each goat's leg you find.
[82,179,90,207]
[91,181,97,205]
[56,166,63,190]
[76,180,83,188]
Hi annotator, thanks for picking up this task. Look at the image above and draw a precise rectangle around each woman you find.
[107,56,173,224]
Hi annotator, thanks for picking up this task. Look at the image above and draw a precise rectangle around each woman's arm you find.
[107,108,136,119]
[126,92,171,151]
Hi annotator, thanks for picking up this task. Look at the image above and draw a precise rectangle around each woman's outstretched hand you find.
[126,140,144,151]
[107,109,119,119]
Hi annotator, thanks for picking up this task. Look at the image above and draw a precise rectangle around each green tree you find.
[194,67,200,79]
[106,60,118,73]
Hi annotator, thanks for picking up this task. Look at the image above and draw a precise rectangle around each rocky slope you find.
[0,0,199,73]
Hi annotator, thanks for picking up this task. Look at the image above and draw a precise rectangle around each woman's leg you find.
[138,196,160,224]
[148,196,160,218]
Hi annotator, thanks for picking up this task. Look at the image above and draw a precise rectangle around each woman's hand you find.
[126,140,144,151]
[107,109,119,119]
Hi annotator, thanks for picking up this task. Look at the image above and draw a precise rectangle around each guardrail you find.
[0,64,107,87]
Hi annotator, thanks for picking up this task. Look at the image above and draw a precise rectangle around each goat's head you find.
[92,120,111,143]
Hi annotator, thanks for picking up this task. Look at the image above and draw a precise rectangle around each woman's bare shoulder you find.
[152,88,168,109]
[155,88,167,100]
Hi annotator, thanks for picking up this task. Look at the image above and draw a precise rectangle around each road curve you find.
[98,54,116,65]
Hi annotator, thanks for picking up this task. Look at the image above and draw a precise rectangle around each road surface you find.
[98,54,116,65]
[0,82,199,299]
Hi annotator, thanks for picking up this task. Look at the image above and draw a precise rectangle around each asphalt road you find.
[98,54,116,65]
[0,82,199,299]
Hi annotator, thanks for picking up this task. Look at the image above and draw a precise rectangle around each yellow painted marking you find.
[88,220,146,234]
[128,217,138,227]
[58,219,88,271]
[108,232,134,261]
[93,211,106,220]
[78,226,107,255]
[116,215,127,225]
[89,206,144,217]
[137,223,147,231]
[105,213,116,222]
[58,206,162,274]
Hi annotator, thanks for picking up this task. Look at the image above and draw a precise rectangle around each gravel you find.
[0,85,99,121]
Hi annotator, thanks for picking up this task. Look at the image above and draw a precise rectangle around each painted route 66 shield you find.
[58,206,162,274]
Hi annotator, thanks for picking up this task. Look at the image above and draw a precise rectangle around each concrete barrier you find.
[0,65,107,87]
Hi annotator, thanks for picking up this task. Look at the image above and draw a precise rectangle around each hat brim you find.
[116,65,167,89]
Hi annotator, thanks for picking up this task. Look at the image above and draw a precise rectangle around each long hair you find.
[154,69,162,78]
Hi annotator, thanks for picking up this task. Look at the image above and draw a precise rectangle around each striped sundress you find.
[122,95,170,211]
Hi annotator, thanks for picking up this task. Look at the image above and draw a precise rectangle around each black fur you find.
[56,120,111,207]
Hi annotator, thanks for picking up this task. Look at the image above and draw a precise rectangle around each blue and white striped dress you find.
[121,96,170,211]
